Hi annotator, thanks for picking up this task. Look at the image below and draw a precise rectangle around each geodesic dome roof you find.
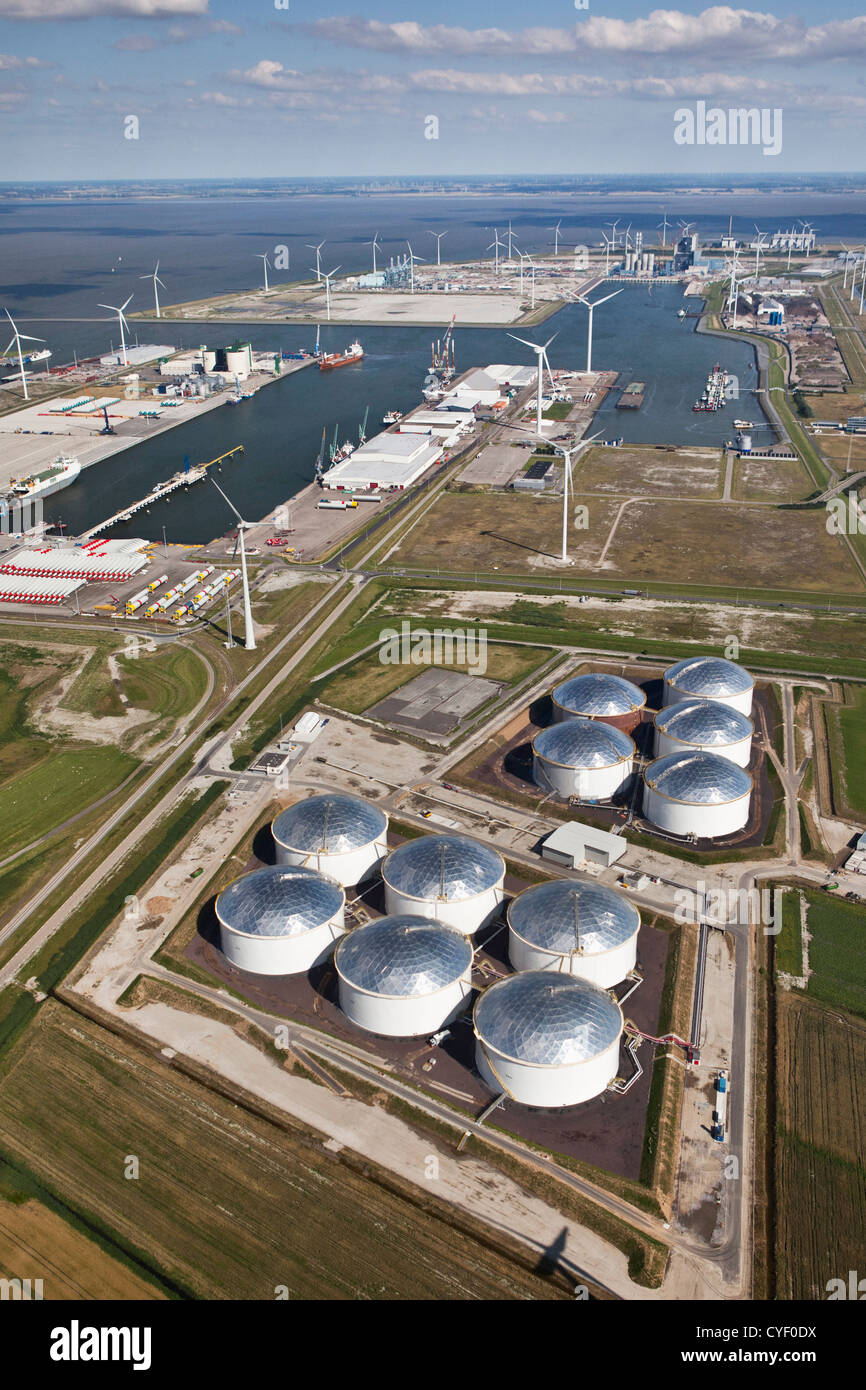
[655,699,753,747]
[217,865,344,938]
[644,751,752,804]
[508,879,640,956]
[552,672,646,717]
[273,794,387,855]
[335,916,473,996]
[382,835,504,902]
[532,718,635,769]
[665,656,753,699]
[474,972,622,1067]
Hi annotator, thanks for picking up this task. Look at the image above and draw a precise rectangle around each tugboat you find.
[383,410,403,425]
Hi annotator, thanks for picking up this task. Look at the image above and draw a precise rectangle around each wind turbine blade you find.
[593,289,623,306]
[507,333,539,350]
[121,295,133,311]
[542,332,558,351]
[210,474,245,525]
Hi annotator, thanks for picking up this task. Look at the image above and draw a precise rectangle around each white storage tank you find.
[643,751,752,838]
[272,794,388,887]
[217,865,345,976]
[474,972,624,1108]
[654,699,753,767]
[551,672,646,733]
[381,834,505,935]
[663,656,754,715]
[507,879,640,988]
[335,915,474,1037]
[532,718,635,801]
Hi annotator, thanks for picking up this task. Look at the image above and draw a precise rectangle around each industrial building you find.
[335,915,474,1038]
[540,822,628,870]
[216,865,345,976]
[322,430,443,491]
[272,793,388,887]
[532,719,636,800]
[473,972,624,1108]
[643,751,753,838]
[663,656,754,716]
[551,672,646,733]
[0,537,149,586]
[654,699,754,767]
[381,834,505,935]
[507,879,640,988]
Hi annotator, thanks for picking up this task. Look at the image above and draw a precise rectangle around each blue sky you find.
[1,0,866,178]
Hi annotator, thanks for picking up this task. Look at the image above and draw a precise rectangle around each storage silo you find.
[473,972,623,1108]
[532,719,635,800]
[654,699,753,767]
[507,879,640,988]
[643,751,752,838]
[272,794,388,887]
[663,656,754,715]
[335,915,474,1037]
[217,865,345,976]
[551,672,646,733]
[381,834,505,935]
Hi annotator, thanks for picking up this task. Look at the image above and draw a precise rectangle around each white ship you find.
[0,346,52,381]
[8,454,80,501]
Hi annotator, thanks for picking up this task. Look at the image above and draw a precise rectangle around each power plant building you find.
[507,879,640,988]
[473,972,624,1108]
[272,794,388,887]
[643,751,752,838]
[335,915,474,1037]
[381,834,505,935]
[216,865,345,976]
[532,719,635,800]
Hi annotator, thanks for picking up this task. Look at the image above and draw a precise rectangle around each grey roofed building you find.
[541,821,628,869]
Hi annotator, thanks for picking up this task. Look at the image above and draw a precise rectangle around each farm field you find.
[575,445,724,498]
[825,682,866,819]
[731,456,810,503]
[819,432,866,472]
[320,640,551,716]
[802,890,866,1019]
[773,992,866,1298]
[0,1004,568,1301]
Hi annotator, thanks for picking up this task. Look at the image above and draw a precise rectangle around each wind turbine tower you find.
[257,252,271,293]
[97,294,133,367]
[210,476,256,652]
[576,289,622,374]
[320,266,342,320]
[140,261,165,319]
[307,241,325,281]
[551,431,604,563]
[508,330,557,435]
[427,230,448,266]
[2,309,44,401]
[406,242,426,294]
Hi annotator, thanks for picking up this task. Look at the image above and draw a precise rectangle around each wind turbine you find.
[605,219,621,249]
[307,241,325,281]
[841,243,854,289]
[367,232,382,274]
[406,242,425,294]
[210,475,256,652]
[506,220,515,261]
[576,289,622,374]
[602,235,615,277]
[656,211,670,248]
[98,294,133,367]
[486,229,505,276]
[140,261,165,319]
[2,309,44,401]
[320,265,342,320]
[257,252,271,293]
[508,330,557,435]
[549,220,563,256]
[551,430,604,562]
[753,227,768,278]
[427,230,448,266]
[859,249,866,315]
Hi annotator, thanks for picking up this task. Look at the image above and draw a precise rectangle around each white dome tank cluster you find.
[507,879,640,989]
[474,972,624,1108]
[272,793,388,887]
[532,719,635,801]
[654,699,754,767]
[217,865,345,976]
[381,834,505,935]
[643,655,756,837]
[335,915,474,1038]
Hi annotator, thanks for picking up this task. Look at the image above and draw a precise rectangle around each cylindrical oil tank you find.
[551,672,646,734]
[272,794,388,887]
[663,656,754,715]
[473,972,623,1108]
[654,699,753,767]
[532,718,635,800]
[381,834,505,935]
[507,879,640,988]
[335,915,474,1037]
[217,865,345,976]
[643,750,752,837]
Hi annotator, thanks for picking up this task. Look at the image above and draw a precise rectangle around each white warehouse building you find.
[663,656,754,716]
[643,751,753,838]
[654,699,754,767]
[322,431,442,491]
[532,719,636,800]
[381,834,505,935]
[272,794,388,887]
[216,865,345,976]
[507,879,640,988]
[335,915,474,1037]
[473,972,624,1108]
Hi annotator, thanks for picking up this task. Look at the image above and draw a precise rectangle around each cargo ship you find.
[617,381,645,410]
[0,346,51,382]
[318,341,364,372]
[7,454,80,502]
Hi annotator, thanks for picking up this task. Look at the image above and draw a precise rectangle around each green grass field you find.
[803,889,866,1019]
[0,748,138,865]
[320,640,550,715]
[773,887,804,977]
[829,683,866,818]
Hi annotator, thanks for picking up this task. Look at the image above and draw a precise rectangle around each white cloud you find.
[527,108,570,124]
[0,0,208,18]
